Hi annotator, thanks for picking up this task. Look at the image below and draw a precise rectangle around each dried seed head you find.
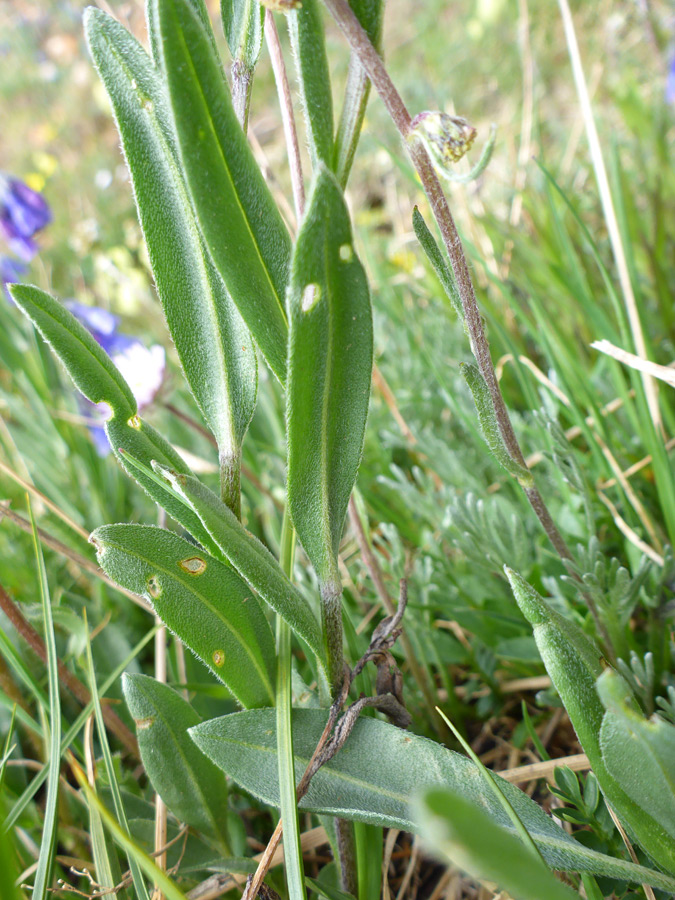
[410,111,477,166]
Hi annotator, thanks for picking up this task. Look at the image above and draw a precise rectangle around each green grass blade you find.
[28,499,61,900]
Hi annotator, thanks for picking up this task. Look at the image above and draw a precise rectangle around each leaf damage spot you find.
[147,575,162,599]
[179,556,207,576]
[301,283,321,313]
[128,415,142,429]
[212,649,225,667]
[134,715,155,730]
[339,244,353,262]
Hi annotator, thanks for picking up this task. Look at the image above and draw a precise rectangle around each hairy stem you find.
[321,0,571,566]
[219,448,242,521]
[231,59,254,133]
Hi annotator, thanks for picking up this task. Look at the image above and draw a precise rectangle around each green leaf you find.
[29,504,61,900]
[411,207,464,325]
[460,363,532,483]
[155,466,326,672]
[91,524,276,708]
[221,0,264,69]
[414,786,579,900]
[155,0,291,382]
[189,707,675,891]
[506,567,675,877]
[123,674,231,849]
[105,419,218,551]
[287,166,372,585]
[8,284,136,419]
[287,0,333,167]
[85,9,257,491]
[598,669,675,841]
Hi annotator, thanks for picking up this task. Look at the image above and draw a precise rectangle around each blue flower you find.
[66,301,166,455]
[0,175,51,262]
[667,54,675,105]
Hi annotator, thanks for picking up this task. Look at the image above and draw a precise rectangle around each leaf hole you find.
[147,575,162,599]
[339,244,353,262]
[301,283,321,313]
[179,556,207,576]
[128,415,141,429]
[212,649,225,668]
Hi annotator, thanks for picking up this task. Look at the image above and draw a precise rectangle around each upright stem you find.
[219,448,242,521]
[321,0,571,564]
[319,573,345,698]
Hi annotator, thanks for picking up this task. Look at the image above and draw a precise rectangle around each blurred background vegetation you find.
[1,0,675,896]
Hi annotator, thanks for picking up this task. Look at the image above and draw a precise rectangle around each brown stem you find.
[0,582,138,758]
[316,0,620,656]
[264,9,305,221]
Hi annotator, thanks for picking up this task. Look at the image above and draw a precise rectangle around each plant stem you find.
[277,508,307,900]
[320,0,571,566]
[231,59,254,133]
[219,448,242,521]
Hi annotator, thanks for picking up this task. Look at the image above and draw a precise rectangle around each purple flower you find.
[0,175,51,262]
[667,54,675,105]
[66,301,166,455]
[1,256,27,284]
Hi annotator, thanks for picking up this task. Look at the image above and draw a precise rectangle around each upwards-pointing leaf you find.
[598,669,675,841]
[506,567,675,877]
[286,167,373,586]
[414,787,579,900]
[85,8,257,512]
[221,0,264,70]
[8,284,136,419]
[155,0,291,383]
[123,674,231,849]
[92,524,276,709]
[155,467,326,674]
[189,707,675,892]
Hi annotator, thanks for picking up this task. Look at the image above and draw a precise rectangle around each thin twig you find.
[0,458,89,540]
[0,581,138,757]
[264,9,305,221]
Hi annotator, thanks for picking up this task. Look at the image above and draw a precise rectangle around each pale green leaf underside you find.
[86,8,257,457]
[414,787,579,900]
[156,0,291,382]
[92,524,276,708]
[123,674,231,848]
[287,167,372,582]
[189,708,675,891]
[599,669,675,841]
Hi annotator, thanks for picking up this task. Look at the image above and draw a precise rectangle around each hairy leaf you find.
[598,669,675,841]
[286,167,372,585]
[154,467,326,671]
[287,0,333,167]
[9,284,136,419]
[414,786,579,900]
[92,524,276,708]
[189,707,675,890]
[155,0,291,382]
[123,674,231,848]
[507,567,675,876]
[86,9,257,482]
[221,0,264,69]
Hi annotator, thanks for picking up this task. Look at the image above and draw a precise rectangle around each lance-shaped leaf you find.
[86,9,257,509]
[413,787,579,900]
[123,674,231,849]
[9,284,136,419]
[506,567,675,877]
[155,0,291,382]
[154,467,326,670]
[598,669,675,841]
[286,167,373,585]
[287,0,333,167]
[461,363,532,483]
[105,419,218,551]
[189,707,675,891]
[92,524,276,709]
[412,207,464,325]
